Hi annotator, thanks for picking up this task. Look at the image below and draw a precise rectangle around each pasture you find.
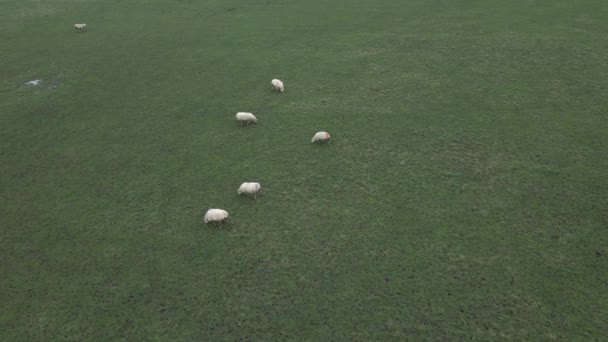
[1,0,607,339]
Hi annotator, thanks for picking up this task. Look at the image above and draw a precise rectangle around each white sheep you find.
[238,182,262,199]
[271,79,284,93]
[74,24,87,30]
[204,209,229,225]
[311,131,331,144]
[235,112,257,125]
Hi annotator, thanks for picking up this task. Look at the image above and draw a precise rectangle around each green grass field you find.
[2,0,607,339]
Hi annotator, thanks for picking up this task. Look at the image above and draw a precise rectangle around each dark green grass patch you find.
[1,0,607,339]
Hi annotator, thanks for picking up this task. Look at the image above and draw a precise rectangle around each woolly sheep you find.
[238,182,262,199]
[204,209,229,225]
[235,112,257,125]
[74,23,87,30]
[271,79,284,93]
[311,131,331,144]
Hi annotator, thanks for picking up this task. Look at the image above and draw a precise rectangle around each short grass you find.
[1,0,607,339]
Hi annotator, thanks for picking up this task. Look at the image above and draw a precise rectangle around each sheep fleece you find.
[204,209,229,223]
[271,79,284,92]
[312,131,331,143]
[236,112,257,123]
[238,182,261,195]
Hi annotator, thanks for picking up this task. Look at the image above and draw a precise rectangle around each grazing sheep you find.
[235,112,257,125]
[238,182,262,199]
[311,131,331,144]
[271,79,284,92]
[74,23,87,30]
[204,209,229,225]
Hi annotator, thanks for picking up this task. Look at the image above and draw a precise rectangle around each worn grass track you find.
[1,0,607,339]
